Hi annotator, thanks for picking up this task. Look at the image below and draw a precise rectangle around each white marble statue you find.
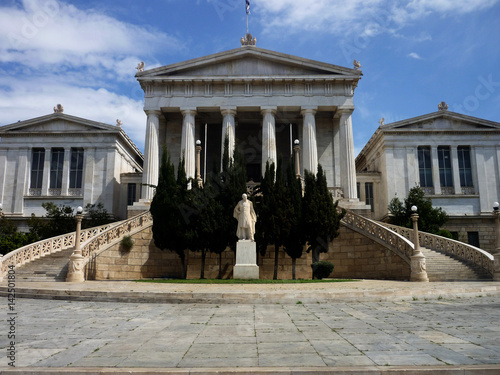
[233,193,257,241]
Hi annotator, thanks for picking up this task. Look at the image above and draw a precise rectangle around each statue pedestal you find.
[233,240,259,280]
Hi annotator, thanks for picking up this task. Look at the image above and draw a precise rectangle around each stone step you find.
[14,247,73,282]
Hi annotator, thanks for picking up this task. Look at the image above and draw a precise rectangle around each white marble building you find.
[356,103,500,252]
[136,43,363,205]
[0,110,143,226]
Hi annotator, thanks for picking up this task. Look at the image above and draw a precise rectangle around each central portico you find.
[137,44,362,203]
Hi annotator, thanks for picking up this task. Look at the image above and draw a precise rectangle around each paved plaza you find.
[2,290,500,371]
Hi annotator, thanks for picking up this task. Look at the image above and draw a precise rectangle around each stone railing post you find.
[410,206,429,282]
[66,207,85,282]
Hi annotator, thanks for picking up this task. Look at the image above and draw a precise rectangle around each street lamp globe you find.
[411,205,417,212]
[294,139,300,145]
[77,206,83,214]
[493,202,499,211]
[196,139,201,146]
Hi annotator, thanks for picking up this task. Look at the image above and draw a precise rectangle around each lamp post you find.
[293,139,301,178]
[66,206,85,282]
[196,139,203,187]
[410,205,429,282]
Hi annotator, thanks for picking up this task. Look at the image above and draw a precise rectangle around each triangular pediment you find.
[137,46,361,79]
[382,111,500,132]
[0,113,119,134]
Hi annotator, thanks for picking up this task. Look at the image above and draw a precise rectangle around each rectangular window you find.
[50,148,65,189]
[356,183,360,200]
[69,148,84,189]
[127,183,137,206]
[457,146,473,187]
[417,146,433,187]
[365,182,374,212]
[467,232,480,248]
[437,146,453,187]
[30,148,45,189]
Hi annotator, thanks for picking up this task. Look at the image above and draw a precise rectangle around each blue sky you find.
[1,0,499,154]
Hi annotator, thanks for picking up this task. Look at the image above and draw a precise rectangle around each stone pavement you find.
[1,280,500,374]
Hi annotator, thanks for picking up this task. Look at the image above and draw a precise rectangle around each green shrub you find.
[311,261,334,279]
[121,235,134,251]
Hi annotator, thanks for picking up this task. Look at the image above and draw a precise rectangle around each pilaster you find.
[61,148,71,196]
[451,146,462,194]
[431,146,441,195]
[337,108,357,200]
[301,107,318,175]
[141,110,161,201]
[181,108,197,180]
[261,106,277,175]
[41,147,51,196]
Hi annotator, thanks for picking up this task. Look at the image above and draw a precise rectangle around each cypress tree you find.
[303,164,345,266]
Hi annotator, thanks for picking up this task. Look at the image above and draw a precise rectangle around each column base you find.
[66,253,86,282]
[410,253,429,282]
[234,240,259,280]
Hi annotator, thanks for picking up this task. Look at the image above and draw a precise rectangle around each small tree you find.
[28,202,76,240]
[388,186,448,234]
[82,203,113,229]
[302,165,345,265]
[0,217,38,254]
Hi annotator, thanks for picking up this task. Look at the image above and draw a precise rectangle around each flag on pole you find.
[246,0,250,15]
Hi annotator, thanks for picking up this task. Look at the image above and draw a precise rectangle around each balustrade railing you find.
[0,221,120,280]
[382,222,494,276]
[81,211,152,261]
[341,210,413,263]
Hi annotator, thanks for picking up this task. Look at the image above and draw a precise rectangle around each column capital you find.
[300,107,317,116]
[180,108,197,116]
[144,109,162,117]
[261,106,277,115]
[221,107,237,116]
[336,106,354,117]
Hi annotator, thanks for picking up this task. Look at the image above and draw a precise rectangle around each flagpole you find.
[246,12,249,34]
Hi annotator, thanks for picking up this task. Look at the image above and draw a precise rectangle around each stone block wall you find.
[86,222,410,281]
[322,226,411,280]
[186,246,313,280]
[443,216,497,254]
[85,226,183,280]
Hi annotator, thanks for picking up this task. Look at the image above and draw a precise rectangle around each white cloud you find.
[408,52,423,60]
[0,77,146,150]
[0,0,183,80]
[256,0,500,37]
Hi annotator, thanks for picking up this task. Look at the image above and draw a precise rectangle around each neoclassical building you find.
[136,44,363,206]
[0,110,143,227]
[356,104,500,252]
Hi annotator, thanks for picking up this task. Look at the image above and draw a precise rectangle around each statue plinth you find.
[233,240,259,280]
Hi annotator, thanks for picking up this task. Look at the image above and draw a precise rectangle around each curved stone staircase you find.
[421,247,491,281]
[13,247,73,282]
[1,210,494,282]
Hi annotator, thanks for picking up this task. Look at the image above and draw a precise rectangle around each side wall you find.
[87,223,410,281]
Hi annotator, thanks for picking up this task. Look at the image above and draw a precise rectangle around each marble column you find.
[338,108,357,200]
[61,148,71,196]
[301,108,318,175]
[221,107,236,164]
[181,108,197,180]
[261,107,277,176]
[41,147,51,196]
[141,110,161,201]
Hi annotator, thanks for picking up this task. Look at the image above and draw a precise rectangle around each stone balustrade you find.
[0,221,119,281]
[81,211,152,262]
[341,210,413,263]
[383,222,494,277]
